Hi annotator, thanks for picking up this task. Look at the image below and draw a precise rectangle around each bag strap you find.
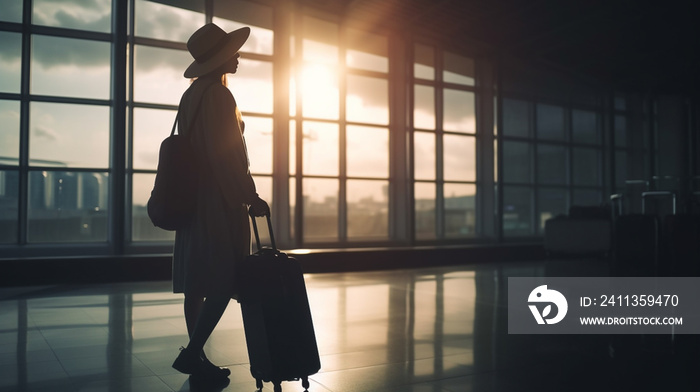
[170,82,216,138]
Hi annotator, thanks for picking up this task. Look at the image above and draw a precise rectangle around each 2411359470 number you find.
[598,294,679,307]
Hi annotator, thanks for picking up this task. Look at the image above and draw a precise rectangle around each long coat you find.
[172,77,257,298]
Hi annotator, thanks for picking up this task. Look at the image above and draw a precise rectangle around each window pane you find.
[573,148,600,186]
[503,141,531,184]
[502,98,530,137]
[414,44,434,80]
[573,189,602,206]
[503,186,533,237]
[615,115,627,147]
[346,29,388,73]
[538,188,568,232]
[0,0,22,22]
[31,36,110,100]
[0,31,21,93]
[443,89,475,133]
[414,131,435,180]
[443,134,475,182]
[0,100,20,165]
[134,45,191,105]
[346,75,388,125]
[213,0,274,55]
[303,178,338,242]
[30,102,110,168]
[572,109,599,144]
[231,59,273,114]
[414,85,435,130]
[347,179,388,239]
[444,183,476,237]
[303,121,338,176]
[536,104,565,141]
[245,116,273,175]
[537,144,567,185]
[415,182,435,239]
[132,173,174,241]
[33,0,111,33]
[0,170,19,244]
[443,52,474,86]
[303,16,338,64]
[347,126,388,178]
[132,108,175,170]
[134,0,205,42]
[28,171,109,243]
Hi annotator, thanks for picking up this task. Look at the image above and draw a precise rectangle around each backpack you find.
[147,86,208,231]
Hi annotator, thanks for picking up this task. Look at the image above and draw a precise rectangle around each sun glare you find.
[299,63,339,119]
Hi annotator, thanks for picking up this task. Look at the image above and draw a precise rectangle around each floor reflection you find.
[0,260,699,391]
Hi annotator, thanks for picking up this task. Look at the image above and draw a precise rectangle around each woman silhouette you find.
[171,23,269,378]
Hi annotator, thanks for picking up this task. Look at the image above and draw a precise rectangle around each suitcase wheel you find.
[273,382,282,392]
[302,377,310,390]
[256,378,263,390]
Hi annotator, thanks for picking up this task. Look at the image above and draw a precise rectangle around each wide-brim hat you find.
[184,23,250,78]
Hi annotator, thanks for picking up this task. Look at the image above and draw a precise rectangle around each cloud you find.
[33,126,59,142]
[0,32,21,65]
[32,35,110,70]
[33,0,111,32]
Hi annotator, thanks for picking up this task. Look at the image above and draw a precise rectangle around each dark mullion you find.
[338,26,347,243]
[293,8,304,248]
[531,101,539,236]
[17,0,33,246]
[435,47,444,240]
[124,0,136,249]
[29,24,111,42]
[132,102,178,111]
[110,0,128,254]
[22,95,110,106]
[132,37,187,50]
[566,102,574,211]
[406,40,417,245]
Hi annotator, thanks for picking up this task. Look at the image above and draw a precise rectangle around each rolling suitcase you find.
[611,192,662,277]
[238,213,321,392]
[663,214,700,276]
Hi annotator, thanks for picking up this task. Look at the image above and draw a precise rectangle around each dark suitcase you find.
[238,213,321,392]
[613,214,659,276]
[611,191,677,277]
[663,214,700,276]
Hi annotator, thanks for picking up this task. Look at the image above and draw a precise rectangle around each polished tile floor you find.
[1,259,699,392]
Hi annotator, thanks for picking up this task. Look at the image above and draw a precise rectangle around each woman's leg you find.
[184,295,204,338]
[173,296,231,376]
[186,296,230,355]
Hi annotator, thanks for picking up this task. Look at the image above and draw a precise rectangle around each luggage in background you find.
[612,214,659,276]
[238,213,321,392]
[544,217,611,258]
[611,191,664,277]
[663,214,700,276]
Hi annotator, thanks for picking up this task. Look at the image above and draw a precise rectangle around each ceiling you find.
[304,0,700,95]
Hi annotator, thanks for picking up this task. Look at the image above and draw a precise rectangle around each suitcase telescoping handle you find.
[249,210,277,252]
